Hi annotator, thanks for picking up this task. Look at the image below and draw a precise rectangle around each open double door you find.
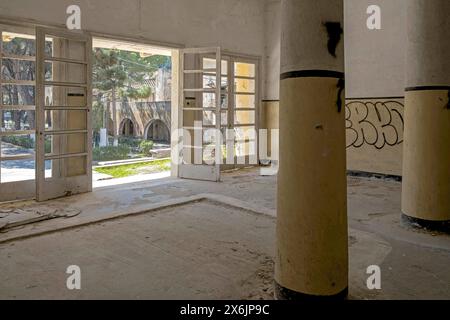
[178,47,259,182]
[1,36,256,202]
[0,25,92,202]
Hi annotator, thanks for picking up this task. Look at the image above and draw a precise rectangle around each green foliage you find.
[139,140,154,156]
[92,48,171,137]
[92,48,169,99]
[117,136,141,148]
[93,49,127,91]
[1,135,51,153]
[120,86,152,100]
[44,139,51,154]
[3,36,36,56]
[1,36,51,106]
[116,137,154,156]
[94,159,171,178]
[93,145,130,162]
[1,135,34,149]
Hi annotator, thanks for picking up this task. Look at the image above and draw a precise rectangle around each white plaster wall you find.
[344,0,406,175]
[345,0,407,98]
[260,0,407,100]
[405,0,450,87]
[263,0,280,100]
[260,0,407,176]
[0,0,265,57]
[0,0,407,102]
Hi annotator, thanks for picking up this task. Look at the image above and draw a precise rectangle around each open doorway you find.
[0,24,261,200]
[91,38,172,184]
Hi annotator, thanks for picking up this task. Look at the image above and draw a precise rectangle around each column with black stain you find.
[402,0,450,233]
[275,0,348,299]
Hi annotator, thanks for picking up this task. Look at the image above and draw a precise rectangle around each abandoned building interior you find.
[0,0,449,300]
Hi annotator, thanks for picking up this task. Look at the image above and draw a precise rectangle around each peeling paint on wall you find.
[323,22,343,58]
[445,90,450,110]
[336,78,345,113]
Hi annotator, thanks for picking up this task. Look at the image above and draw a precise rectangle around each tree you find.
[1,36,36,130]
[93,49,127,145]
[1,35,52,131]
[92,48,170,145]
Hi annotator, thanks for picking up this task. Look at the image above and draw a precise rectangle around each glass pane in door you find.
[232,60,257,164]
[35,27,92,201]
[0,28,37,190]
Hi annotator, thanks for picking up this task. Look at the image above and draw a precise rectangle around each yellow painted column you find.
[402,0,450,233]
[275,0,348,299]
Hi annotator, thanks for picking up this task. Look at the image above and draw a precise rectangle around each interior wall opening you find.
[0,23,261,200]
[91,37,173,185]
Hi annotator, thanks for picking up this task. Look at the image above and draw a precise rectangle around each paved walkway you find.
[1,141,167,183]
[1,142,50,182]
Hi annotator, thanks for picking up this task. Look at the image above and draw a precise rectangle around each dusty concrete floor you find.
[0,168,449,299]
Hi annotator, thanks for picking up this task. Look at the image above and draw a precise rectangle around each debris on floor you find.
[0,204,81,232]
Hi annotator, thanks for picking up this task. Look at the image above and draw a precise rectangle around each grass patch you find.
[93,145,131,162]
[94,159,171,178]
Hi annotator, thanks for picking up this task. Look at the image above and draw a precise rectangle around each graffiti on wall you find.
[345,100,404,150]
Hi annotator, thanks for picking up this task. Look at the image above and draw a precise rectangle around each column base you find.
[274,281,348,300]
[402,214,450,234]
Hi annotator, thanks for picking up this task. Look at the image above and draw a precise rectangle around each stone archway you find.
[145,119,170,144]
[119,118,135,137]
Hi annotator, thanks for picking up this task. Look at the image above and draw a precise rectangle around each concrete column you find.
[275,0,348,299]
[260,0,281,166]
[402,0,450,232]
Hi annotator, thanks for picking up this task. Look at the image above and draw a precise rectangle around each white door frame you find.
[35,27,92,201]
[177,47,222,182]
[191,52,260,171]
[224,54,260,170]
